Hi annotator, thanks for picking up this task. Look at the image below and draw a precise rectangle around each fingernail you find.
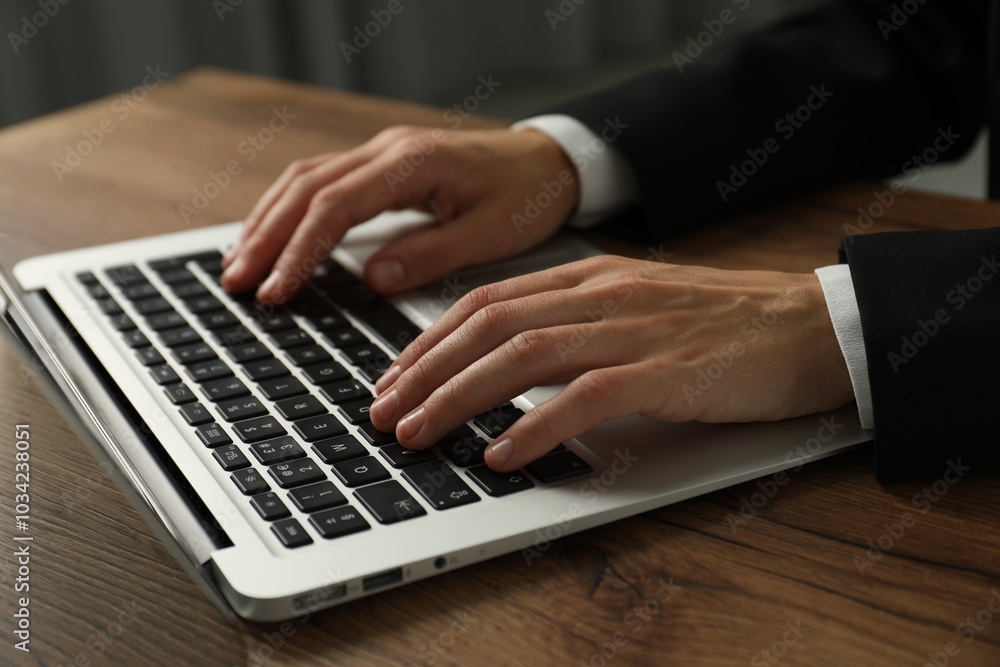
[375,364,401,393]
[369,259,404,292]
[486,437,513,467]
[257,270,283,303]
[397,406,425,441]
[370,389,398,425]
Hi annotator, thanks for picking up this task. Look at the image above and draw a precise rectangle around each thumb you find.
[363,211,515,294]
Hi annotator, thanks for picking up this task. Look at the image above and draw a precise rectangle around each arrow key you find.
[401,461,479,510]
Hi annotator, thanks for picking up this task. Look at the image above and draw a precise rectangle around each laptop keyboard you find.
[75,251,592,550]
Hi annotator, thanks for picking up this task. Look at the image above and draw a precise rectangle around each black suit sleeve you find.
[539,0,998,480]
[546,0,987,238]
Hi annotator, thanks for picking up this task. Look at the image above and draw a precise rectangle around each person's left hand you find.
[367,255,855,471]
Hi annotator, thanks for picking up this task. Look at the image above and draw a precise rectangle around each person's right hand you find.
[220,126,580,304]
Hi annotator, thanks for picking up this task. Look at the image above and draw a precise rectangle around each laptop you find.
[0,210,870,621]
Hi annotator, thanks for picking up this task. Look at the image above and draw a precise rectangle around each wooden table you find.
[1,68,998,667]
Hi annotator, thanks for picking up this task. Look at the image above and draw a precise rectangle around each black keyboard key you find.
[255,311,297,333]
[233,415,287,443]
[184,295,225,314]
[133,296,174,316]
[198,310,239,330]
[270,329,314,349]
[249,436,306,464]
[145,310,186,331]
[186,358,233,383]
[524,450,593,483]
[241,357,288,381]
[179,402,213,426]
[311,435,368,464]
[170,281,210,299]
[250,492,291,521]
[108,313,137,331]
[149,364,181,385]
[86,283,111,300]
[274,395,326,421]
[466,465,535,497]
[324,327,367,348]
[121,330,150,348]
[196,254,224,275]
[271,518,313,548]
[402,461,479,510]
[105,264,146,287]
[269,459,327,489]
[196,422,232,447]
[212,325,257,347]
[201,376,251,402]
[356,422,397,447]
[321,379,371,404]
[76,271,99,285]
[474,407,525,439]
[305,311,349,331]
[286,344,331,367]
[213,444,250,471]
[217,395,269,422]
[163,383,196,405]
[337,397,373,425]
[231,467,270,495]
[285,289,330,315]
[292,414,347,442]
[349,301,423,354]
[332,455,390,487]
[341,343,385,367]
[300,360,350,385]
[440,435,488,467]
[172,341,217,365]
[329,284,377,306]
[95,297,123,315]
[353,480,426,524]
[228,341,271,363]
[379,443,439,468]
[257,376,307,401]
[122,282,159,300]
[159,326,201,348]
[135,346,165,366]
[158,268,196,285]
[309,506,370,539]
[288,481,346,513]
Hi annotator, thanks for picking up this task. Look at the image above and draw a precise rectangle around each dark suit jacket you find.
[547,0,999,481]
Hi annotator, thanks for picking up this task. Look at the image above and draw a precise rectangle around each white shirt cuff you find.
[511,114,640,228]
[815,264,874,429]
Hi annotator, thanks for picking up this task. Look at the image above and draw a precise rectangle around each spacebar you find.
[347,301,423,354]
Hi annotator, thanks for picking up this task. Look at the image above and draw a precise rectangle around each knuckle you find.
[285,158,314,178]
[311,183,342,208]
[505,329,550,369]
[571,370,616,407]
[458,285,499,319]
[376,124,418,142]
[467,301,513,338]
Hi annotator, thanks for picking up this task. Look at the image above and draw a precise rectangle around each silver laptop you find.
[0,210,870,621]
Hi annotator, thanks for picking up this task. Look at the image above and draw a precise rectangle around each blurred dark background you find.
[0,0,983,197]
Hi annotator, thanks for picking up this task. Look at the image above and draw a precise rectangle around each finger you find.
[385,322,630,450]
[369,293,603,430]
[484,367,641,472]
[380,258,610,391]
[222,146,387,294]
[223,153,334,268]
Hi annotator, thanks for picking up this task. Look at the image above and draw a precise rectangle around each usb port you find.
[363,568,403,591]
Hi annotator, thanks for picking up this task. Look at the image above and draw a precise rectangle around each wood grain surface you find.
[0,68,997,667]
